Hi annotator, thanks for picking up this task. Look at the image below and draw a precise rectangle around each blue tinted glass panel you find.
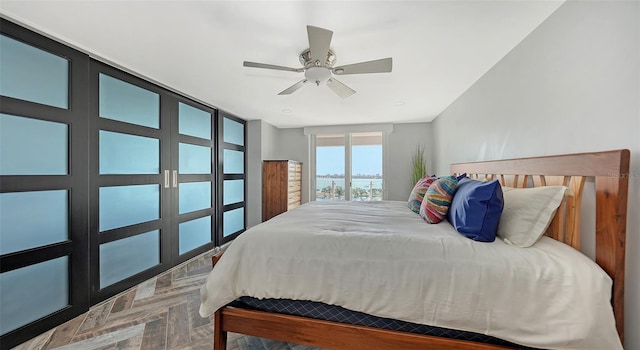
[99,185,159,231]
[99,73,159,128]
[99,130,159,174]
[0,190,68,255]
[99,231,159,288]
[223,117,244,146]
[179,216,211,255]
[0,114,68,175]
[179,103,211,140]
[0,35,68,109]
[223,180,244,205]
[223,207,244,237]
[223,149,244,174]
[179,143,211,174]
[179,182,211,214]
[0,257,68,335]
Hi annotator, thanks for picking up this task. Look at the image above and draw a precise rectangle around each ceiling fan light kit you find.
[243,25,392,98]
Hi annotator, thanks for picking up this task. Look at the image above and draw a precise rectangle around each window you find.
[313,132,385,201]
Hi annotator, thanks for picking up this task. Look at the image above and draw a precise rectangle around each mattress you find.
[200,200,621,350]
[233,296,536,348]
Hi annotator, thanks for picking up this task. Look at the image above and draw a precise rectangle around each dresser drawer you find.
[288,181,301,192]
[287,201,301,210]
[288,190,301,203]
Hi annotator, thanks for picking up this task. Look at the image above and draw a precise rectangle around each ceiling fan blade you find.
[243,61,302,72]
[333,57,393,75]
[307,25,333,65]
[326,78,355,98]
[278,79,308,95]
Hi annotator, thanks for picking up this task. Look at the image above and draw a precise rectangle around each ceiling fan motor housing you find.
[299,48,336,67]
[300,48,336,85]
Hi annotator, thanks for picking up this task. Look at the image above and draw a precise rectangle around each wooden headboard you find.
[450,149,630,343]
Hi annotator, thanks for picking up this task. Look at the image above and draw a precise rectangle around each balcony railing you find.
[316,177,382,201]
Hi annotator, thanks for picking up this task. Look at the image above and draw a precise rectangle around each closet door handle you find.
[172,170,178,188]
[164,170,170,189]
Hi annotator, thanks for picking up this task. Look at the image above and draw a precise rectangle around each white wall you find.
[272,127,311,204]
[246,120,262,228]
[386,123,433,200]
[261,120,279,160]
[431,1,639,348]
[246,120,281,228]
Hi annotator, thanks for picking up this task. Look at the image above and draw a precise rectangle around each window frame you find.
[310,130,389,202]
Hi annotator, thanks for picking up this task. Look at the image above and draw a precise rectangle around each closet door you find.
[172,97,216,264]
[0,19,90,348]
[218,112,246,244]
[89,61,171,303]
[89,62,220,302]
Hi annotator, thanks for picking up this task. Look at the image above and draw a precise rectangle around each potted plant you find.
[410,144,427,187]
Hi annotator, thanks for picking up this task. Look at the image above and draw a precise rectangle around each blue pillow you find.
[446,178,504,242]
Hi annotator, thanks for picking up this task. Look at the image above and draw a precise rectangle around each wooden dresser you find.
[262,160,302,221]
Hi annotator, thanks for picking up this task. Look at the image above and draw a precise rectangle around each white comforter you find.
[199,201,621,350]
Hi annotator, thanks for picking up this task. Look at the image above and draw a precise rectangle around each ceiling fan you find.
[243,25,392,98]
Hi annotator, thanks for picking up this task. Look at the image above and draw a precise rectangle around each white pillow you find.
[497,186,567,247]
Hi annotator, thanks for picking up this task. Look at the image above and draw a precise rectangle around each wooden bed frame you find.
[210,149,630,350]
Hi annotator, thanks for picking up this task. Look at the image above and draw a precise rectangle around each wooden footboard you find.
[209,149,629,349]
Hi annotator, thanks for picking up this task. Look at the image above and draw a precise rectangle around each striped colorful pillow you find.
[420,176,458,224]
[407,176,437,213]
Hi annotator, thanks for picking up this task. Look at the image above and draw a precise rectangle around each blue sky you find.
[316,145,382,175]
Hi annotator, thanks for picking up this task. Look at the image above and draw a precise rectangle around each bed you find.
[199,149,629,350]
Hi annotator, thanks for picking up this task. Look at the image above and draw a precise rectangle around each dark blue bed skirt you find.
[230,297,536,349]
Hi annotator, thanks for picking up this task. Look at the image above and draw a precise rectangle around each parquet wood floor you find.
[12,248,244,350]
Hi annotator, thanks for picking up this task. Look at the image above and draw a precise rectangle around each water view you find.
[315,133,383,201]
[316,176,383,201]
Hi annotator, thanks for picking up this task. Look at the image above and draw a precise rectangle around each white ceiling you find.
[0,1,564,128]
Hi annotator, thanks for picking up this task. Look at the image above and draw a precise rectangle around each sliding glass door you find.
[315,134,346,200]
[314,132,383,201]
[351,132,383,201]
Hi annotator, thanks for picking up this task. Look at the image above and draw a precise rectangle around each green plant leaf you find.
[410,144,427,186]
